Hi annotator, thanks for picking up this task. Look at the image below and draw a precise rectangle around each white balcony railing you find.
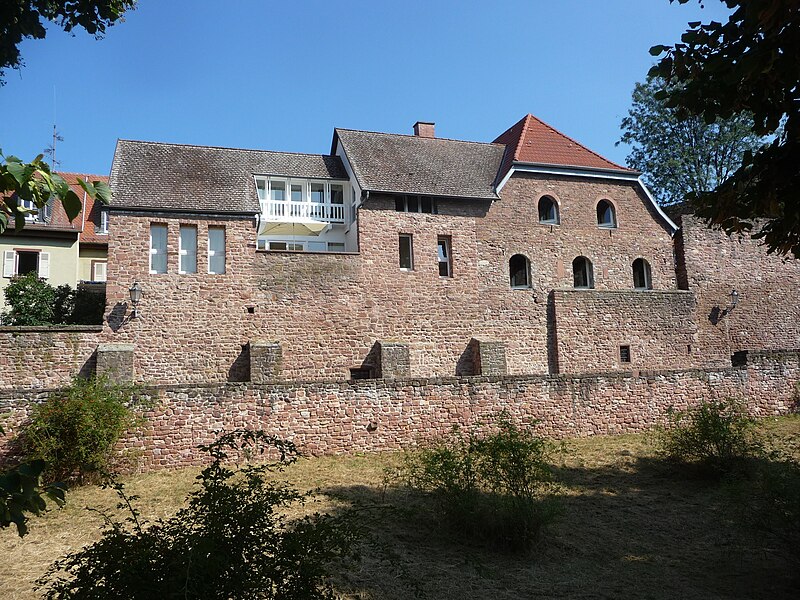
[261,200,346,224]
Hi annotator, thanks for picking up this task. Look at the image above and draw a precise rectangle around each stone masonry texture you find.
[1,350,797,470]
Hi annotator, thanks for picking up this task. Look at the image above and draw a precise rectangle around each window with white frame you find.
[437,236,452,277]
[99,209,109,234]
[92,261,107,282]
[3,250,49,278]
[208,227,226,274]
[150,224,167,274]
[399,235,413,270]
[179,225,197,274]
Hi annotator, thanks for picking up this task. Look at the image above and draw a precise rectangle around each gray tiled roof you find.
[335,129,504,200]
[109,140,348,214]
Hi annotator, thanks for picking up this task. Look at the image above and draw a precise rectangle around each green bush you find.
[656,398,763,472]
[1,273,105,325]
[37,430,366,600]
[400,416,560,553]
[22,376,147,482]
[1,272,55,325]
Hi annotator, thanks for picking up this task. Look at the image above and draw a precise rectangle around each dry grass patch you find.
[1,416,798,599]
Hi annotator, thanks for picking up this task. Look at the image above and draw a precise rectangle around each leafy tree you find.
[0,0,135,81]
[619,76,763,206]
[649,0,800,256]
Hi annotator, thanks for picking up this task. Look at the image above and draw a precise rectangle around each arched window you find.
[573,256,594,289]
[509,254,531,288]
[632,258,652,290]
[596,200,617,228]
[538,196,559,224]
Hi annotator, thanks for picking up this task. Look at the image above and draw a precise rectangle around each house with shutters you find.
[101,115,800,385]
[1,173,109,313]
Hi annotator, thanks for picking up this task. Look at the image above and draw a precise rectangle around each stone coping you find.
[0,325,103,333]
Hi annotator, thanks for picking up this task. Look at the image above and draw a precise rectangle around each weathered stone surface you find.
[1,349,796,471]
[96,343,135,382]
[376,341,410,378]
[471,338,507,375]
[250,340,282,383]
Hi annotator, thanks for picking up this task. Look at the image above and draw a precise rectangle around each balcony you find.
[260,199,346,224]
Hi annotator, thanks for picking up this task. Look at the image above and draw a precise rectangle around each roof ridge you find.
[335,128,505,148]
[56,171,108,180]
[116,139,337,159]
[522,114,630,171]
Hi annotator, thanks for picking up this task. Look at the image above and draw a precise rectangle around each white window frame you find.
[149,224,168,274]
[178,225,198,274]
[208,227,226,274]
[92,260,107,282]
[3,250,49,279]
[99,209,109,234]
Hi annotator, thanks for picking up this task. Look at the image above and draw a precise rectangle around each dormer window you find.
[394,195,438,214]
[99,209,109,234]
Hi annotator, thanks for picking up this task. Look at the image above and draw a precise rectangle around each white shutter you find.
[38,252,50,279]
[3,251,15,278]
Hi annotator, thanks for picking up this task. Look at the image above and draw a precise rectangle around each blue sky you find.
[0,0,731,176]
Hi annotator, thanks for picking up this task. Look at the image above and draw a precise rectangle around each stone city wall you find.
[1,350,796,471]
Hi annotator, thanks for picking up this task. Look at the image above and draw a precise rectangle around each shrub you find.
[400,416,560,553]
[1,272,55,325]
[656,398,763,472]
[37,430,366,600]
[22,376,147,482]
[1,274,105,325]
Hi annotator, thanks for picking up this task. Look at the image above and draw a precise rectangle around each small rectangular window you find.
[290,184,303,202]
[179,225,197,274]
[399,235,413,270]
[620,345,631,364]
[269,241,287,250]
[328,242,345,252]
[92,261,107,282]
[395,197,405,212]
[310,183,325,203]
[330,184,344,204]
[437,236,452,277]
[99,210,109,234]
[208,227,226,274]
[407,196,419,213]
[150,224,168,274]
[256,179,267,201]
[287,242,304,251]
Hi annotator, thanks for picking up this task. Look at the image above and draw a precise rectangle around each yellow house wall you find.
[0,236,79,312]
[78,247,108,281]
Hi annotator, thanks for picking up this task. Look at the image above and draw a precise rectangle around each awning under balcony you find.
[258,220,329,237]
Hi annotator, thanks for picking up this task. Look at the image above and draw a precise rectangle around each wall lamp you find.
[129,281,143,318]
[729,289,739,310]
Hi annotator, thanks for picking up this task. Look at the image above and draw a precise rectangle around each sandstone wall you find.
[1,350,796,470]
[0,326,101,390]
[679,216,800,366]
[550,289,699,373]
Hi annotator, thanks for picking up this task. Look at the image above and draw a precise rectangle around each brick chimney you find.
[413,121,435,138]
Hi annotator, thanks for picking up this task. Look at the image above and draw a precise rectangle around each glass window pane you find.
[421,197,432,213]
[180,226,197,274]
[330,184,344,204]
[291,184,303,202]
[310,183,325,203]
[437,237,451,277]
[407,196,419,212]
[256,179,267,200]
[395,197,405,212]
[208,227,225,274]
[399,235,413,269]
[270,181,285,201]
[150,224,167,274]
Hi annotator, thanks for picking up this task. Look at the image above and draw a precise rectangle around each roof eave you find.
[361,187,498,201]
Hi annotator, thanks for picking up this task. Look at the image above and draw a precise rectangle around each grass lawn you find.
[1,415,798,599]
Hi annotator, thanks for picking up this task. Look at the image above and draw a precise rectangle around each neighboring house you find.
[103,116,800,385]
[1,172,109,311]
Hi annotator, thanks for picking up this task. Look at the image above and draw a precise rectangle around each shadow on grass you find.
[319,454,800,600]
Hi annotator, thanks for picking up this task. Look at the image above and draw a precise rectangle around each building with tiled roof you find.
[1,172,109,312]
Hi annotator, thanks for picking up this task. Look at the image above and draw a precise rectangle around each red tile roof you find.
[493,114,635,181]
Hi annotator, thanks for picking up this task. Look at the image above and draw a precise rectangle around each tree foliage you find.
[619,76,762,206]
[650,0,800,256]
[0,457,66,537]
[0,0,135,80]
[1,152,112,234]
[1,272,105,325]
[37,430,366,599]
